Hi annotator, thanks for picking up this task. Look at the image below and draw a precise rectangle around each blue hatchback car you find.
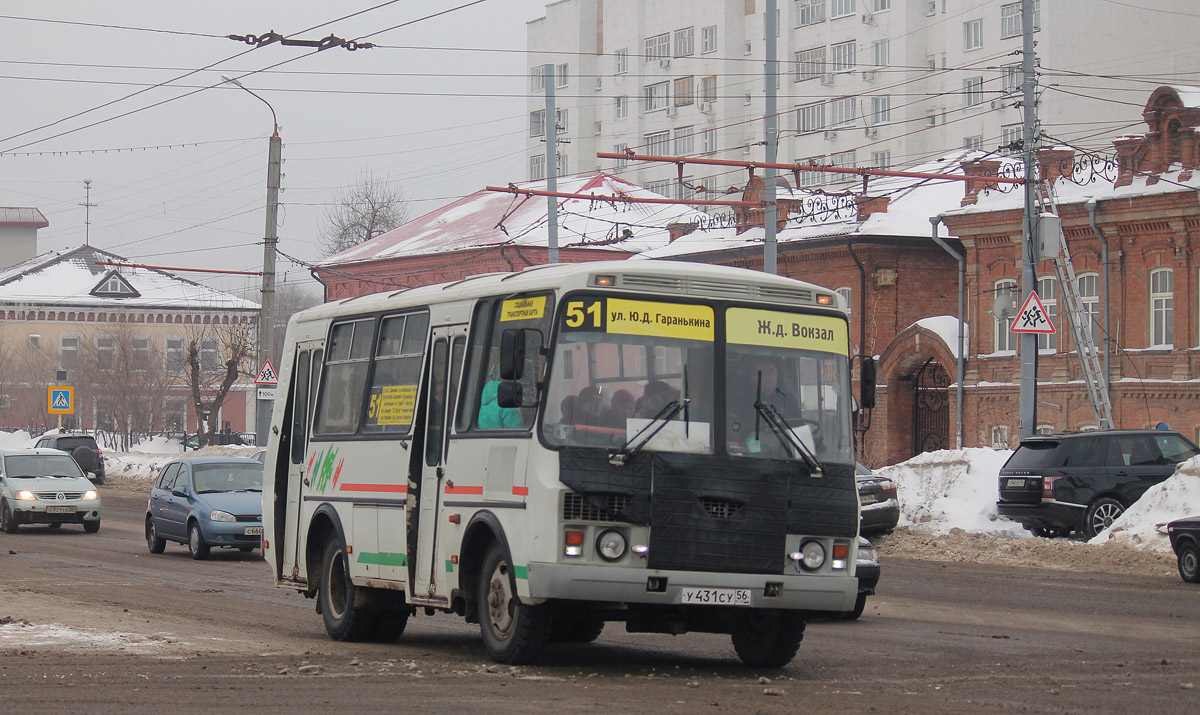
[145,457,264,560]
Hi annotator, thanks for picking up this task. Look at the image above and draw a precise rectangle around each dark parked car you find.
[857,462,899,534]
[145,457,264,559]
[32,432,105,485]
[1168,517,1200,583]
[998,430,1200,538]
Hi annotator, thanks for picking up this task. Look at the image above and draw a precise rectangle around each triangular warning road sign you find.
[255,360,279,385]
[1011,290,1056,334]
[52,391,70,408]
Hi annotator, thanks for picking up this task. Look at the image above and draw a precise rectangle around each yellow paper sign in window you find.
[369,384,418,426]
[501,296,546,322]
[727,308,847,354]
[607,298,714,341]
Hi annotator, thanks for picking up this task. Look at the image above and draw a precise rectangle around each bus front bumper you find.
[524,562,857,613]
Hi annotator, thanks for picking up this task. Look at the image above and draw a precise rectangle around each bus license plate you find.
[244,526,263,536]
[1006,478,1025,489]
[680,587,752,606]
[46,506,75,514]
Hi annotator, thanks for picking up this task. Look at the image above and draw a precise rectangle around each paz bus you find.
[262,260,874,666]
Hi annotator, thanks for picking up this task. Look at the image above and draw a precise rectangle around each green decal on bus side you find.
[512,565,529,580]
[310,447,343,494]
[445,559,454,573]
[357,552,408,566]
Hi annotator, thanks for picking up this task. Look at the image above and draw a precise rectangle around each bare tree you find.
[272,282,322,362]
[181,322,255,448]
[318,170,409,257]
[77,324,172,450]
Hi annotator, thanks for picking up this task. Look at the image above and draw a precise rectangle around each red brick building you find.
[317,87,1200,466]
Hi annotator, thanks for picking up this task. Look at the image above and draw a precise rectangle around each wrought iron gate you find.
[912,358,950,455]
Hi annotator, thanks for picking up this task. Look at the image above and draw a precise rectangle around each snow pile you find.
[131,435,184,453]
[103,451,178,482]
[877,447,1028,537]
[0,430,34,450]
[1088,455,1200,552]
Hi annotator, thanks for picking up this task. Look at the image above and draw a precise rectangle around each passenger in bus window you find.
[608,389,636,427]
[573,386,609,426]
[478,379,522,429]
[637,380,679,418]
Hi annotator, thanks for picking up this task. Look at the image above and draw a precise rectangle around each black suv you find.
[32,433,106,485]
[998,430,1199,538]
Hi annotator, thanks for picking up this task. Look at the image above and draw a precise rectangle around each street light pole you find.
[223,76,280,447]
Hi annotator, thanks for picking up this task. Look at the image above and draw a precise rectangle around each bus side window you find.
[469,294,554,432]
[290,351,311,465]
[314,319,375,436]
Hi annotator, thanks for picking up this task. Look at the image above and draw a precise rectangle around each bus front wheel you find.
[477,543,550,664]
[318,538,374,642]
[730,611,805,667]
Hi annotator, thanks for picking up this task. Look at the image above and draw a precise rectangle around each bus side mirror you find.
[859,356,877,410]
[497,381,524,408]
[500,329,526,380]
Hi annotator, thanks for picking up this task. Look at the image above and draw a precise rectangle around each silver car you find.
[0,449,102,533]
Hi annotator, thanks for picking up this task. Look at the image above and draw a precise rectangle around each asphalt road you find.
[0,490,1198,714]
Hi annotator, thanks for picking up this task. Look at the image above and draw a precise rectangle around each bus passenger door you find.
[283,341,322,581]
[412,326,465,601]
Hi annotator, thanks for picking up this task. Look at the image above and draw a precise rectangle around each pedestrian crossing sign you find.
[48,386,74,414]
[1010,290,1056,335]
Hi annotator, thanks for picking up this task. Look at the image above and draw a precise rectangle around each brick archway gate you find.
[871,323,960,467]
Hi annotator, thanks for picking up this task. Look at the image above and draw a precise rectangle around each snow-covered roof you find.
[0,207,49,228]
[319,172,712,267]
[634,152,977,261]
[0,246,258,311]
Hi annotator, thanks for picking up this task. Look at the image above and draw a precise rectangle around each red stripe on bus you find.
[444,485,484,495]
[512,486,529,496]
[339,483,408,493]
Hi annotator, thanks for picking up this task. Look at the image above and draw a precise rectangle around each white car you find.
[0,448,102,533]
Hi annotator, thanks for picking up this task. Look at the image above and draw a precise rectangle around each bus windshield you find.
[724,307,853,464]
[542,296,715,452]
[539,296,853,464]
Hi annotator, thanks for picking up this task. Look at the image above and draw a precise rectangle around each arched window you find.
[994,279,1018,353]
[1150,268,1173,347]
[1038,276,1057,352]
[1078,273,1100,349]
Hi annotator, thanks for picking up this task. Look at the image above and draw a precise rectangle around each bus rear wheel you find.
[478,543,549,664]
[731,612,805,668]
[318,538,375,642]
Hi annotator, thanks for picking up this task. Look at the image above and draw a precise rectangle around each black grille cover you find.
[557,448,857,575]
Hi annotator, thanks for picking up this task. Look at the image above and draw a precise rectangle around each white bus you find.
[262,260,875,666]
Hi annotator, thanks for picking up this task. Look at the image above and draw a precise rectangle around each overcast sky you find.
[1,0,552,299]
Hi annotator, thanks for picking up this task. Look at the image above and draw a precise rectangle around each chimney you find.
[959,160,1002,207]
[854,195,891,221]
[0,207,48,270]
[666,222,697,243]
[1038,147,1076,189]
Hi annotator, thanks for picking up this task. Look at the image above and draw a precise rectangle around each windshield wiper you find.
[753,400,823,474]
[609,398,689,466]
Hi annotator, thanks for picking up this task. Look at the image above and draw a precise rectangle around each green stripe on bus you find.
[512,565,529,580]
[357,552,407,566]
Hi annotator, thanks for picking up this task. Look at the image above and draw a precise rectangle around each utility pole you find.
[79,179,96,246]
[222,75,280,447]
[544,63,560,263]
[763,0,779,275]
[1018,0,1039,438]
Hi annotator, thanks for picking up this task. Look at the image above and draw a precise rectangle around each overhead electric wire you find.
[0,14,225,37]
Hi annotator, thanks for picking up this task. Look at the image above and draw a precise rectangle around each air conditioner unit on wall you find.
[659,58,671,70]
[862,12,876,25]
[698,101,712,113]
[862,70,878,81]
[824,130,838,141]
[666,105,677,117]
[820,73,835,86]
[864,127,878,138]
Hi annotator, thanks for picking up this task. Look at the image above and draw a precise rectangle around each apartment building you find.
[526,0,1200,196]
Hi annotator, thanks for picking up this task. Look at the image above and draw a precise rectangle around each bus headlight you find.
[796,540,825,571]
[596,529,627,562]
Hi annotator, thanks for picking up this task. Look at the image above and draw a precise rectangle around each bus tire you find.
[550,615,605,643]
[731,612,805,668]
[478,542,549,664]
[318,538,374,642]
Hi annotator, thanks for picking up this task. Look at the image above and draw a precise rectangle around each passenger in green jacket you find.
[478,380,523,429]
